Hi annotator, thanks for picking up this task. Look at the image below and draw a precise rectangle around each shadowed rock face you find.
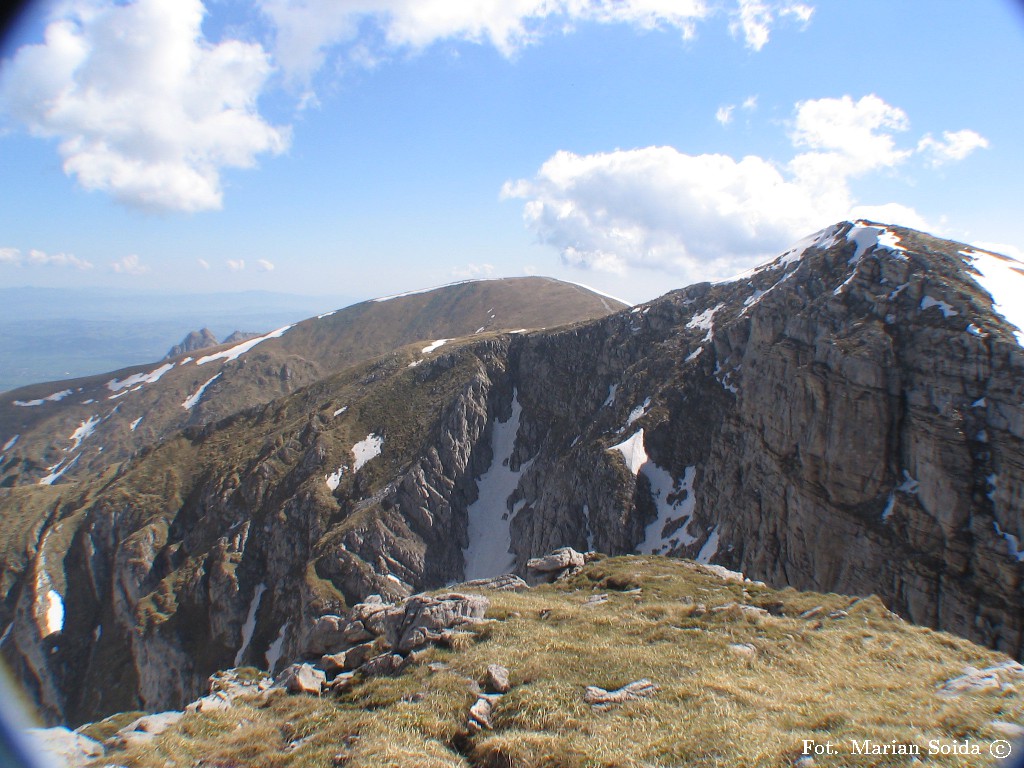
[3,222,1024,726]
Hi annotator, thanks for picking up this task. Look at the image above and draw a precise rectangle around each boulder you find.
[526,547,586,585]
[385,593,489,653]
[483,664,511,694]
[458,574,528,591]
[359,653,405,677]
[277,663,327,694]
[304,615,347,656]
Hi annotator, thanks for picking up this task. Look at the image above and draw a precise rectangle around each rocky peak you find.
[164,328,219,360]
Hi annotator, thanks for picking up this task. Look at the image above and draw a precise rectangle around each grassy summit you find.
[85,555,1023,767]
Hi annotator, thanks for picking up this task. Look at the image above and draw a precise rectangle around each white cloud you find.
[257,258,275,271]
[917,129,989,167]
[0,247,21,264]
[26,249,94,270]
[227,259,246,271]
[789,94,911,181]
[715,105,734,126]
[111,254,149,275]
[256,0,809,87]
[504,93,972,282]
[197,258,211,270]
[502,146,836,278]
[730,1,812,51]
[0,0,289,212]
[742,95,758,111]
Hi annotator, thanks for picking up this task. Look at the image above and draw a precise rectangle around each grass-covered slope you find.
[87,556,1024,768]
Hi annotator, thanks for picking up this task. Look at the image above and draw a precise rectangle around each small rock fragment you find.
[584,679,659,707]
[484,664,511,693]
[468,696,493,731]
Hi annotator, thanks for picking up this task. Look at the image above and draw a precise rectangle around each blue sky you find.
[1,0,1022,305]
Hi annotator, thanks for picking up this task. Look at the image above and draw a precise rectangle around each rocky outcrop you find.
[164,328,219,360]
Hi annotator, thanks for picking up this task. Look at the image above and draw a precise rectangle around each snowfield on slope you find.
[961,247,1024,345]
[464,392,529,580]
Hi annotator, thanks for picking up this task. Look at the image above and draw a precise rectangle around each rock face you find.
[2,222,1024,726]
[164,328,219,360]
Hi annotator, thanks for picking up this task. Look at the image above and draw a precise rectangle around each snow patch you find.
[317,310,337,319]
[326,466,344,491]
[882,494,896,521]
[972,398,987,408]
[637,465,697,555]
[352,434,383,471]
[685,347,703,363]
[696,526,721,564]
[265,622,289,672]
[14,389,73,407]
[896,471,920,494]
[920,295,959,318]
[39,454,80,485]
[69,416,100,450]
[686,304,723,343]
[960,248,1024,346]
[3,435,18,451]
[182,373,222,410]
[235,584,267,666]
[602,384,618,407]
[842,221,908,266]
[421,339,448,354]
[42,589,64,635]
[464,392,529,580]
[626,398,651,426]
[609,429,648,475]
[106,362,174,392]
[333,406,348,417]
[993,521,1024,562]
[129,417,142,431]
[195,325,293,365]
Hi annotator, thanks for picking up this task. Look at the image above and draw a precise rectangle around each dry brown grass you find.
[90,556,1023,768]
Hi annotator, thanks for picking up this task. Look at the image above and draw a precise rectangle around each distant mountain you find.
[0,288,354,393]
[164,328,219,360]
[2,231,1024,730]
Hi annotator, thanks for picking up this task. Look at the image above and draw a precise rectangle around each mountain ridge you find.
[2,222,1024,730]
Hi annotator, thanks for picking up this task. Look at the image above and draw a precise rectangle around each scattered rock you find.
[989,721,1024,739]
[359,652,405,677]
[28,727,104,767]
[341,619,376,645]
[937,661,1024,697]
[304,615,347,656]
[384,592,489,653]
[483,664,511,694]
[467,696,494,732]
[118,711,183,737]
[799,606,824,619]
[458,573,528,591]
[584,679,659,708]
[526,547,586,585]
[794,757,815,767]
[277,663,327,694]
[583,593,609,607]
[728,643,758,658]
[185,693,231,714]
